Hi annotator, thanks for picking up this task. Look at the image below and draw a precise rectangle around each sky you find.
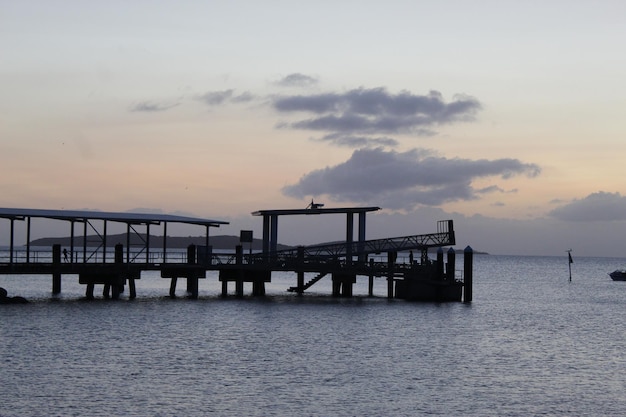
[1,1,626,256]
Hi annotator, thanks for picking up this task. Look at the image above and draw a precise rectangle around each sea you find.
[1,253,625,417]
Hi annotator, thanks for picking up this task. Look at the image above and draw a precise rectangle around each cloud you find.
[282,147,540,210]
[196,89,255,106]
[549,191,626,221]
[197,90,235,106]
[274,73,319,87]
[131,101,179,112]
[313,133,399,148]
[272,88,481,137]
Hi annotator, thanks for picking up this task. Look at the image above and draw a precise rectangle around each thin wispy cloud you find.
[130,101,179,112]
[274,73,319,87]
[197,90,255,106]
[549,191,626,221]
[313,133,399,148]
[282,147,540,210]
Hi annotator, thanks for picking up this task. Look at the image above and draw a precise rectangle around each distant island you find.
[28,234,292,251]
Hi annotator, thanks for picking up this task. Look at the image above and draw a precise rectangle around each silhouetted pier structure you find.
[0,207,473,302]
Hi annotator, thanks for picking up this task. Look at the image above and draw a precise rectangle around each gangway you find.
[255,220,455,263]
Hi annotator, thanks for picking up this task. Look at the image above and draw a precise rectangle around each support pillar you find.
[169,277,178,298]
[235,245,244,297]
[464,246,473,303]
[85,283,94,300]
[221,280,228,297]
[186,245,198,299]
[387,251,396,298]
[52,244,61,294]
[296,247,304,295]
[436,248,444,279]
[368,258,374,297]
[447,247,456,282]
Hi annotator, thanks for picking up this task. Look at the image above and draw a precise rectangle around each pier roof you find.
[251,206,380,216]
[0,207,229,227]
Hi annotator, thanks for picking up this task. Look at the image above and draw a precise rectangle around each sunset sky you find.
[2,1,626,256]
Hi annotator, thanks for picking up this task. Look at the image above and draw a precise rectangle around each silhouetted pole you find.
[368,258,374,297]
[296,246,304,295]
[387,251,396,298]
[463,246,473,303]
[235,245,244,297]
[447,247,456,282]
[187,244,198,299]
[567,249,573,282]
[436,248,444,279]
[52,244,61,294]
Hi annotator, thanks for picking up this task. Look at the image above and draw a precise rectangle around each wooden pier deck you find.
[1,207,473,302]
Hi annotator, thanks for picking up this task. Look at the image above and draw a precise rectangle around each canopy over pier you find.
[0,207,228,264]
[251,204,381,260]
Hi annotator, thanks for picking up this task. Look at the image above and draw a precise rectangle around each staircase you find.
[287,272,329,292]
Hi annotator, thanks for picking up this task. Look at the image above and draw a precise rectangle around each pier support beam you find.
[186,245,199,299]
[331,273,356,297]
[387,251,396,298]
[368,258,374,297]
[296,247,305,295]
[447,248,456,282]
[52,244,61,294]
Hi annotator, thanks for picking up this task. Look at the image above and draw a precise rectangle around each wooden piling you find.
[368,258,374,297]
[464,246,473,303]
[387,251,396,298]
[52,244,61,294]
[447,247,456,281]
[186,245,198,299]
[296,247,304,295]
[169,277,178,298]
[235,245,244,297]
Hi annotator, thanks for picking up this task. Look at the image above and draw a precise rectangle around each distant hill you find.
[28,234,293,251]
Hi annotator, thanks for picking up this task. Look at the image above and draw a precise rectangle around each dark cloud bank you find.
[549,192,626,221]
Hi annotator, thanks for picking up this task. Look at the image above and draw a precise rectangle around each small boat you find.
[609,270,626,281]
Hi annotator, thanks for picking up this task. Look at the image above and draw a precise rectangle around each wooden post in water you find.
[235,245,244,297]
[447,248,456,282]
[296,246,304,295]
[117,244,136,299]
[436,248,444,279]
[52,244,61,294]
[387,251,396,298]
[463,246,473,303]
[186,245,198,299]
[368,258,374,297]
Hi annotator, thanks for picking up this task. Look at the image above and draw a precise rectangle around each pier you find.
[0,207,473,302]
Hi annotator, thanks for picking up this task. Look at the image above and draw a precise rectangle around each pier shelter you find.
[0,207,228,298]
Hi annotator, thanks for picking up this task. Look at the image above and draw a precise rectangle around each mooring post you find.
[186,245,198,299]
[387,251,396,298]
[52,244,62,294]
[436,248,444,279]
[86,283,94,300]
[169,277,178,298]
[331,274,341,297]
[296,246,304,295]
[235,245,244,297]
[368,258,374,297]
[463,246,473,303]
[447,247,456,282]
[116,244,135,299]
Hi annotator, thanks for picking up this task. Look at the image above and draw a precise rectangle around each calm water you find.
[1,254,625,416]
